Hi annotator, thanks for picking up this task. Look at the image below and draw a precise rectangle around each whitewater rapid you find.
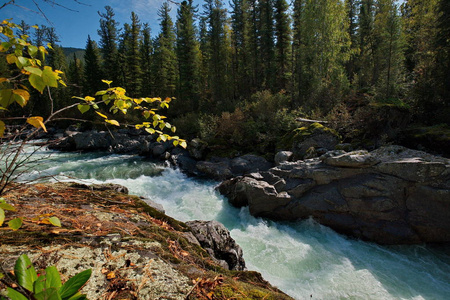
[17,149,450,299]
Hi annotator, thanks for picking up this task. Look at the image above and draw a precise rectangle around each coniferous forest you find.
[3,0,450,157]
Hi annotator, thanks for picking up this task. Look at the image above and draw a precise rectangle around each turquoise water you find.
[16,148,450,299]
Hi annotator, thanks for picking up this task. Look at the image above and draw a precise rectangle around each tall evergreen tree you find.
[203,0,231,109]
[292,0,350,110]
[153,2,177,98]
[357,0,376,89]
[434,0,450,116]
[230,0,252,98]
[258,0,275,91]
[373,0,405,98]
[83,35,103,96]
[98,6,120,84]
[67,53,84,97]
[125,12,143,97]
[274,0,291,92]
[140,23,153,96]
[176,0,201,112]
[345,0,360,83]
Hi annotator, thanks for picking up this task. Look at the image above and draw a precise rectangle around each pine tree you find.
[98,6,120,84]
[373,0,405,98]
[434,0,450,114]
[259,0,275,91]
[203,0,231,109]
[83,35,103,96]
[357,0,376,89]
[345,0,360,83]
[230,0,251,98]
[176,0,201,112]
[274,0,291,92]
[67,53,83,97]
[125,12,143,97]
[140,23,153,96]
[153,2,177,98]
[292,0,350,110]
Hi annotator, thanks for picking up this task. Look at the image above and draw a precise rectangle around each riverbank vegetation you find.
[1,0,448,156]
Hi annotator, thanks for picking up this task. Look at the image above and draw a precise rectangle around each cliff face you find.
[218,146,450,245]
[0,183,292,300]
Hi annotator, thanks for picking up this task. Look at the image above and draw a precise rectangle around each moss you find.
[279,122,339,150]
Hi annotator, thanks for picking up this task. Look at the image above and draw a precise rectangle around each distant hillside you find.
[63,47,85,63]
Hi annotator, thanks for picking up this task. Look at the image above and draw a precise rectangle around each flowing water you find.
[13,146,450,300]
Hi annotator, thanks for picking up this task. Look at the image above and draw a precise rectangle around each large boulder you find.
[196,155,273,180]
[218,146,450,244]
[186,220,246,271]
[280,123,340,160]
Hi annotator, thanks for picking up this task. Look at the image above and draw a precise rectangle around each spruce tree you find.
[153,2,177,98]
[230,0,252,98]
[176,0,201,112]
[125,12,143,97]
[83,35,103,96]
[435,0,450,115]
[259,0,275,91]
[140,23,153,96]
[292,0,350,110]
[203,0,231,110]
[67,53,83,97]
[274,0,291,92]
[373,0,405,98]
[98,6,120,84]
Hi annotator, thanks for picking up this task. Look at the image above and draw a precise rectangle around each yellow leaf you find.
[31,25,39,29]
[6,54,16,64]
[0,78,7,84]
[96,111,108,119]
[12,89,30,101]
[84,96,95,102]
[102,80,113,85]
[105,119,120,126]
[26,116,47,132]
[0,120,5,137]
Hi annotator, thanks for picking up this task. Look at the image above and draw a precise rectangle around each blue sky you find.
[1,0,204,48]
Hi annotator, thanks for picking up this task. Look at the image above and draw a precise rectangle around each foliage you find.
[198,90,299,155]
[0,19,186,196]
[0,254,91,300]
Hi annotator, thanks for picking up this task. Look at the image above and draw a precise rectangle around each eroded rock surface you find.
[186,220,246,271]
[218,146,450,244]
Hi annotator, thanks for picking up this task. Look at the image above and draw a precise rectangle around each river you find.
[16,146,450,300]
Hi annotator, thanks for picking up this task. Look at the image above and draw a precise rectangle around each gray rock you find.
[189,138,208,160]
[218,146,450,245]
[186,220,246,271]
[275,151,293,165]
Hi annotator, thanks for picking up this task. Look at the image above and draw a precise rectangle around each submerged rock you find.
[218,145,450,245]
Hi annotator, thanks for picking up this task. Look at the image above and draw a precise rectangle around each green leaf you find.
[7,287,28,300]
[17,56,29,68]
[24,66,43,76]
[34,287,61,300]
[14,254,38,292]
[159,135,167,142]
[28,45,38,57]
[0,89,14,107]
[59,269,91,300]
[67,293,87,300]
[42,68,58,88]
[0,202,16,211]
[49,217,61,227]
[145,128,155,134]
[0,208,4,227]
[44,266,62,289]
[29,73,46,93]
[8,217,23,230]
[77,104,90,114]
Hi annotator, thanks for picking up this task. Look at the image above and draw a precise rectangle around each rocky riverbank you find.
[0,182,292,300]
[46,127,450,245]
[217,146,450,245]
